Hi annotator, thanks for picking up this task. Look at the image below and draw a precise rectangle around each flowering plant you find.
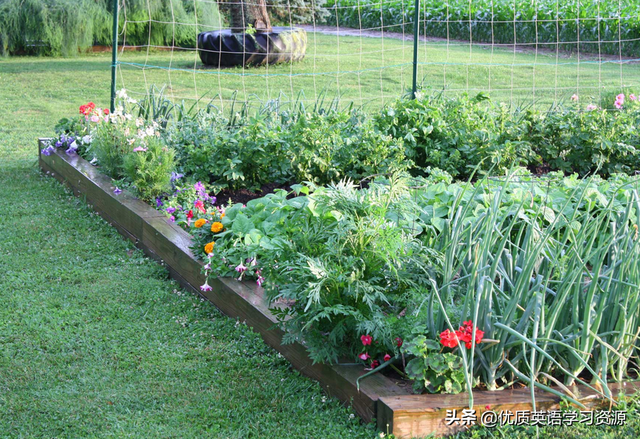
[403,335,467,394]
[356,333,402,370]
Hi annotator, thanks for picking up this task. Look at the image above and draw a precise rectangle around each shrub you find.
[123,136,176,200]
[0,0,222,56]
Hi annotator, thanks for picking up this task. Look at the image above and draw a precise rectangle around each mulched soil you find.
[214,181,295,206]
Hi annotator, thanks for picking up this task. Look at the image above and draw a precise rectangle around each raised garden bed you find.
[38,139,640,438]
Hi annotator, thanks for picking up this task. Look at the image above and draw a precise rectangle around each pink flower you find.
[395,337,403,348]
[235,263,247,273]
[383,354,392,362]
[485,405,491,410]
[617,93,625,102]
[630,94,637,101]
[370,360,380,369]
[586,104,598,111]
[256,275,265,287]
[360,335,373,346]
[132,146,147,152]
[90,115,100,123]
[571,94,579,101]
[358,352,370,361]
[200,282,213,292]
[614,101,623,109]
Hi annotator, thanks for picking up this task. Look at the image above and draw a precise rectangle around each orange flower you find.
[221,212,226,218]
[211,222,224,233]
[204,241,215,254]
[194,218,207,228]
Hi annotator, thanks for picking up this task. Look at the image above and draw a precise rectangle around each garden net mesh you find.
[113,0,640,111]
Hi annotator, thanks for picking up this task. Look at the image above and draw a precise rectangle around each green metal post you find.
[110,0,119,113]
[411,0,420,99]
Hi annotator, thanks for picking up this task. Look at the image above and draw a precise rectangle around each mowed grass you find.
[0,43,376,438]
[1,32,640,439]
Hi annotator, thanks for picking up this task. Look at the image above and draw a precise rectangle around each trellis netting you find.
[110,0,640,111]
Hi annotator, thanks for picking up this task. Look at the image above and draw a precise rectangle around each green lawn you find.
[1,33,640,438]
[0,49,376,438]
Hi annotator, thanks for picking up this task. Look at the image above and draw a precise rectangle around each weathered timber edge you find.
[37,139,407,427]
[38,139,640,438]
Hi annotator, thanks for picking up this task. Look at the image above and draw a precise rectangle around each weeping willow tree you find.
[0,0,222,56]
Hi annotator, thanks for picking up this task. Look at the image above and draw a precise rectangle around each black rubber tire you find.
[198,27,307,67]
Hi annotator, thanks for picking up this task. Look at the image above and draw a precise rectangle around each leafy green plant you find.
[376,92,537,179]
[90,119,131,179]
[404,335,466,394]
[123,136,175,200]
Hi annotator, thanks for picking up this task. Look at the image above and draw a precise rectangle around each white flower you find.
[82,135,92,144]
[145,126,155,137]
[117,89,128,99]
[69,140,78,149]
[135,118,144,127]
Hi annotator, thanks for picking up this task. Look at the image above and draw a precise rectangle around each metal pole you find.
[411,0,420,99]
[110,0,119,113]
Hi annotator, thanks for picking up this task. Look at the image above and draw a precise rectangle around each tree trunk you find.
[223,0,272,33]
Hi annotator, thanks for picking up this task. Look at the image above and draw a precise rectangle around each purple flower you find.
[169,215,175,222]
[194,181,205,194]
[114,187,122,195]
[67,136,75,145]
[257,275,265,287]
[65,143,77,155]
[170,172,183,183]
[55,140,63,148]
[166,207,176,214]
[204,263,211,271]
[41,145,55,156]
[200,282,213,292]
[156,197,164,208]
[60,134,68,143]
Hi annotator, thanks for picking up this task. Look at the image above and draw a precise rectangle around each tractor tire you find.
[197,26,307,67]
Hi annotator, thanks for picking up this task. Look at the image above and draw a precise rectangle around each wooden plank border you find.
[38,139,640,438]
[37,140,407,426]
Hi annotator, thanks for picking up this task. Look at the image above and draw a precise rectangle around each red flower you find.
[440,329,459,348]
[360,334,373,346]
[186,210,194,220]
[458,321,484,349]
[383,354,391,362]
[103,108,110,115]
[79,105,86,115]
[358,352,370,361]
[370,360,380,368]
[195,200,206,213]
[395,337,403,348]
[87,102,95,109]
